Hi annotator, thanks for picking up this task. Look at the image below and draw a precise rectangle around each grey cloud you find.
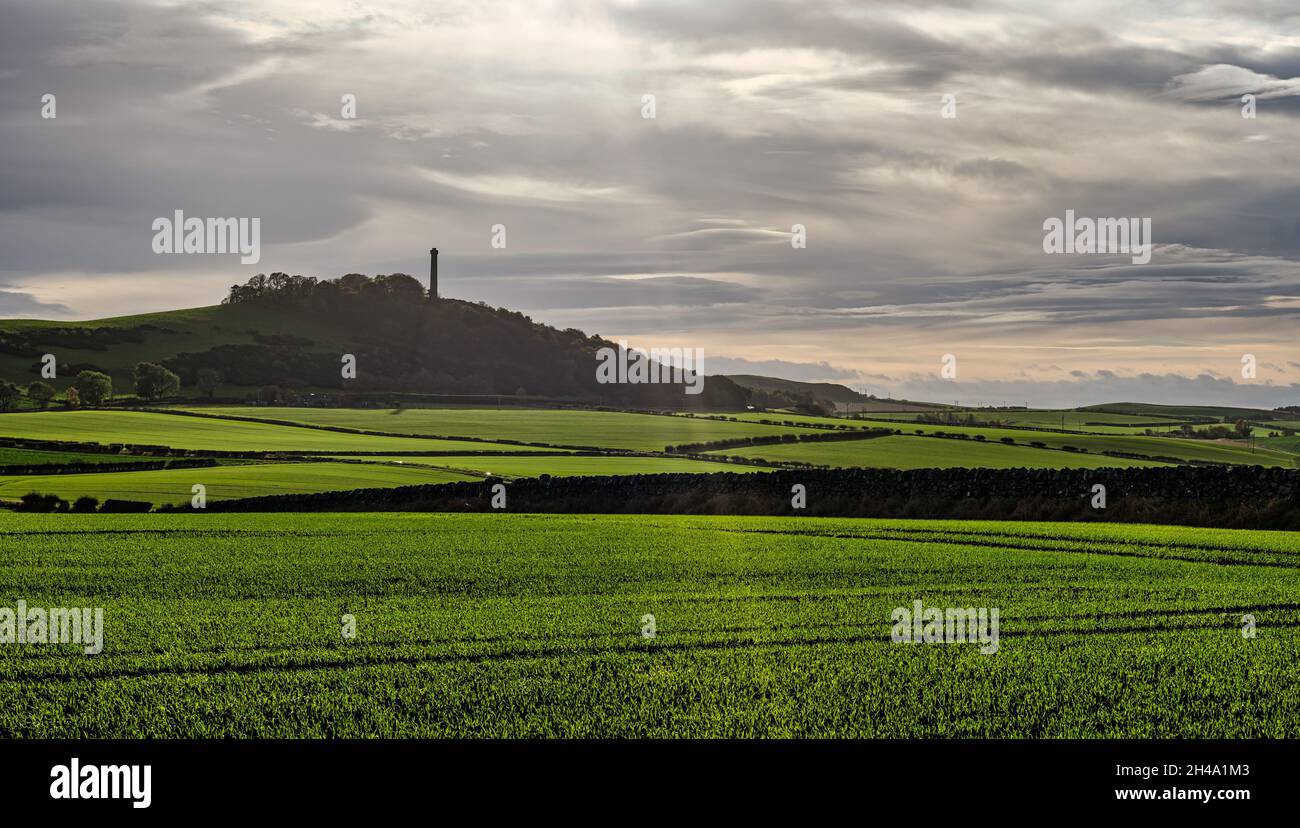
[0,286,69,317]
[458,274,758,311]
[2,0,1298,392]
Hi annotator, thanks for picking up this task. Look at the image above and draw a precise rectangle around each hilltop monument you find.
[429,247,439,299]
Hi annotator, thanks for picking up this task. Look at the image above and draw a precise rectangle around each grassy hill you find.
[0,276,750,410]
[724,374,943,412]
[0,304,342,401]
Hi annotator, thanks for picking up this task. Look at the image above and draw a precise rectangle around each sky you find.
[2,0,1299,408]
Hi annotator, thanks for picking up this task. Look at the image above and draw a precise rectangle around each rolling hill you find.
[722,374,945,412]
[0,272,750,410]
[1079,402,1280,420]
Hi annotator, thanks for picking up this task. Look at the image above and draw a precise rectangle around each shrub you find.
[26,380,56,408]
[17,492,69,512]
[98,499,152,513]
[0,381,21,411]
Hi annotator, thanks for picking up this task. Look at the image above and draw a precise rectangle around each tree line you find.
[0,361,190,410]
[154,465,1300,530]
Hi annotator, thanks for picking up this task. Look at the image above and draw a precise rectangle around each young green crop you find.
[319,454,766,478]
[0,461,480,505]
[0,514,1293,738]
[179,406,807,450]
[710,434,1171,469]
[0,410,562,453]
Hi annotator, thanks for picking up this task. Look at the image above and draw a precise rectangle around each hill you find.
[1080,402,1279,420]
[0,272,749,410]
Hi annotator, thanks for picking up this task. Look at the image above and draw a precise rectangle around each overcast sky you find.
[2,0,1299,407]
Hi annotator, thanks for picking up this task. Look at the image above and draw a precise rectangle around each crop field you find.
[179,406,807,450]
[0,461,479,505]
[1261,436,1300,455]
[0,447,165,466]
[985,410,1186,429]
[0,513,1294,738]
[323,454,763,478]
[0,411,555,454]
[709,411,877,429]
[840,410,1184,432]
[846,420,1295,466]
[709,434,1172,469]
[1083,403,1276,420]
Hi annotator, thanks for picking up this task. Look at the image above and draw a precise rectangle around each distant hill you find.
[1081,402,1280,421]
[0,273,750,410]
[723,374,945,412]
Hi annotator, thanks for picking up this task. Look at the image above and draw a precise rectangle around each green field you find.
[1082,402,1276,420]
[0,411,556,454]
[0,461,479,505]
[326,454,763,479]
[714,411,874,429]
[0,446,165,466]
[841,410,1184,432]
[180,406,806,450]
[709,434,1171,469]
[0,513,1294,738]
[846,421,1295,467]
[1261,436,1300,455]
[162,406,1293,466]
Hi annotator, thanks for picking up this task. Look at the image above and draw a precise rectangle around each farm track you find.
[9,613,1296,686]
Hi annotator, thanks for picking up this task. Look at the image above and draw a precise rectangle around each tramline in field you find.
[0,514,1293,738]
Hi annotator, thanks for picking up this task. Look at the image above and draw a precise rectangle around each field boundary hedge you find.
[156,465,1300,529]
[0,458,219,476]
[130,407,594,451]
[0,435,582,461]
[666,427,894,454]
